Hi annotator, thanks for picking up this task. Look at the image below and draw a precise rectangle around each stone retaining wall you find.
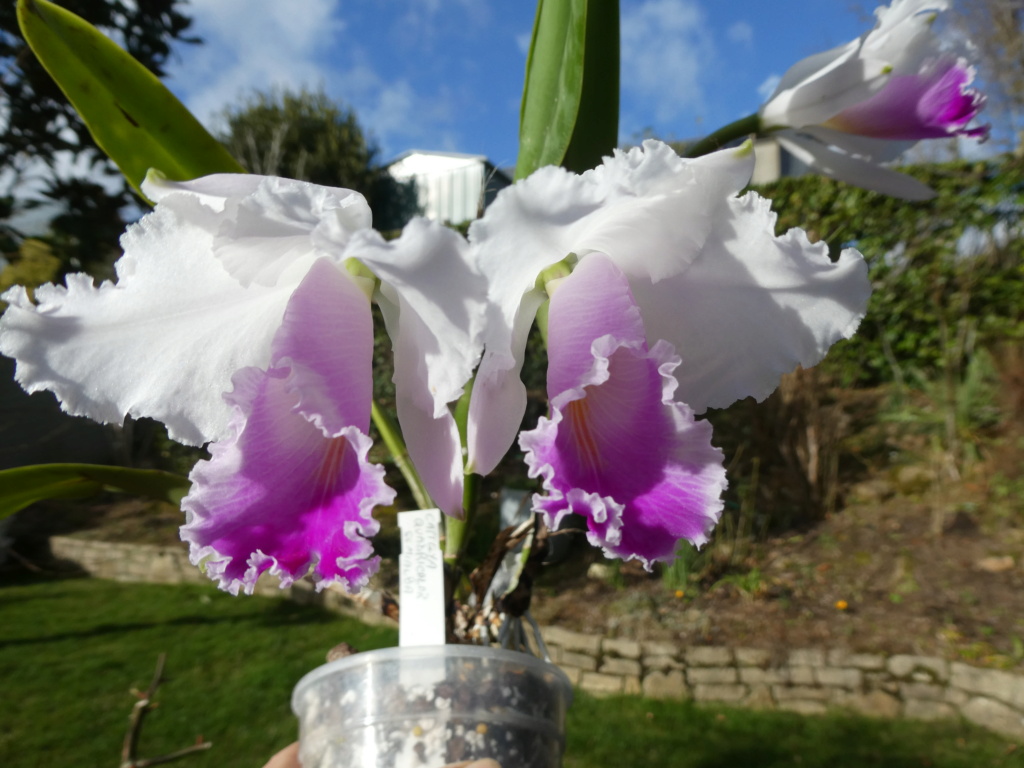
[50,536,1024,740]
[539,626,1024,739]
[48,536,393,627]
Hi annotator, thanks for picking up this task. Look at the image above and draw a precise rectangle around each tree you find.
[0,0,198,273]
[218,87,419,231]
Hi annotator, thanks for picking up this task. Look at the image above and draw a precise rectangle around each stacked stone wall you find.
[540,629,1024,739]
[50,536,1024,740]
[48,536,392,627]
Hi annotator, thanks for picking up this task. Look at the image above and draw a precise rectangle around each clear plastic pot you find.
[292,645,573,768]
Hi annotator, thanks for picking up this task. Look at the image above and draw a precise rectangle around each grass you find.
[565,695,1020,767]
[1,576,1019,768]
[0,575,397,768]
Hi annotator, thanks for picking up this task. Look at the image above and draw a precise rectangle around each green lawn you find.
[1,576,1019,768]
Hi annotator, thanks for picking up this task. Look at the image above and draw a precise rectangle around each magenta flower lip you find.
[825,60,989,141]
[521,255,728,568]
[181,258,394,595]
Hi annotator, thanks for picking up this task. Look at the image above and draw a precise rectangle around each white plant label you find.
[397,509,445,647]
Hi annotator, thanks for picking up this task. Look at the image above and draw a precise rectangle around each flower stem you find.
[370,401,432,510]
[682,113,762,158]
[444,473,479,564]
[445,379,477,564]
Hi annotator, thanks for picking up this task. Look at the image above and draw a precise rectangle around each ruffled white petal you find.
[0,175,374,446]
[630,191,871,412]
[466,142,757,472]
[145,173,372,288]
[0,199,300,445]
[468,141,756,359]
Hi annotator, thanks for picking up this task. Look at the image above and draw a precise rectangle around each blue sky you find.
[164,1,882,169]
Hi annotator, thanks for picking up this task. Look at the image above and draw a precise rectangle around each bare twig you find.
[3,547,46,573]
[120,653,212,768]
[127,743,214,768]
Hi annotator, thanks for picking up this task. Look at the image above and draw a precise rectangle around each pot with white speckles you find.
[292,645,573,767]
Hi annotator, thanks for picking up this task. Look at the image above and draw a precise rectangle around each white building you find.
[750,137,811,185]
[387,150,512,225]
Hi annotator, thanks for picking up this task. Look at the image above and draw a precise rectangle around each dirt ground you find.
[530,484,1024,665]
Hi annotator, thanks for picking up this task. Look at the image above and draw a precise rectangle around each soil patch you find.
[529,449,1024,668]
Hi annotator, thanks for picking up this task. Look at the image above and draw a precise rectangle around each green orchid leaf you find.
[517,0,619,179]
[561,0,619,175]
[0,463,190,520]
[17,0,243,201]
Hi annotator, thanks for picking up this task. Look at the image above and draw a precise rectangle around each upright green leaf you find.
[17,0,243,200]
[561,0,618,176]
[0,464,190,520]
[517,0,619,179]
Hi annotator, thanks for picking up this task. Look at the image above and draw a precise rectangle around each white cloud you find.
[164,0,460,157]
[335,61,456,157]
[757,73,782,102]
[167,0,344,127]
[726,20,753,46]
[621,0,714,124]
[515,31,532,57]
[391,0,490,52]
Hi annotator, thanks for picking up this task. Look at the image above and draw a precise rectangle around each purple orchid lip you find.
[520,254,726,568]
[825,59,989,141]
[181,259,395,596]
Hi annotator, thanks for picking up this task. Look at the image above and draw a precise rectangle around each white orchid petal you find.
[396,387,465,517]
[0,199,302,445]
[354,218,485,415]
[470,140,755,347]
[373,281,467,517]
[777,134,936,201]
[470,143,755,336]
[766,39,861,104]
[350,219,485,514]
[218,178,370,287]
[867,0,949,71]
[142,173,265,208]
[762,56,893,129]
[466,287,546,476]
[802,125,914,163]
[466,143,755,473]
[631,191,871,412]
[144,174,371,288]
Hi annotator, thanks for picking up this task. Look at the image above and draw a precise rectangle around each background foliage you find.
[218,87,420,233]
[762,157,1024,387]
[0,0,197,275]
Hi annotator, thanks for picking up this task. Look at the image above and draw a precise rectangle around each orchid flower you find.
[467,140,870,566]
[760,0,989,201]
[0,174,484,594]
